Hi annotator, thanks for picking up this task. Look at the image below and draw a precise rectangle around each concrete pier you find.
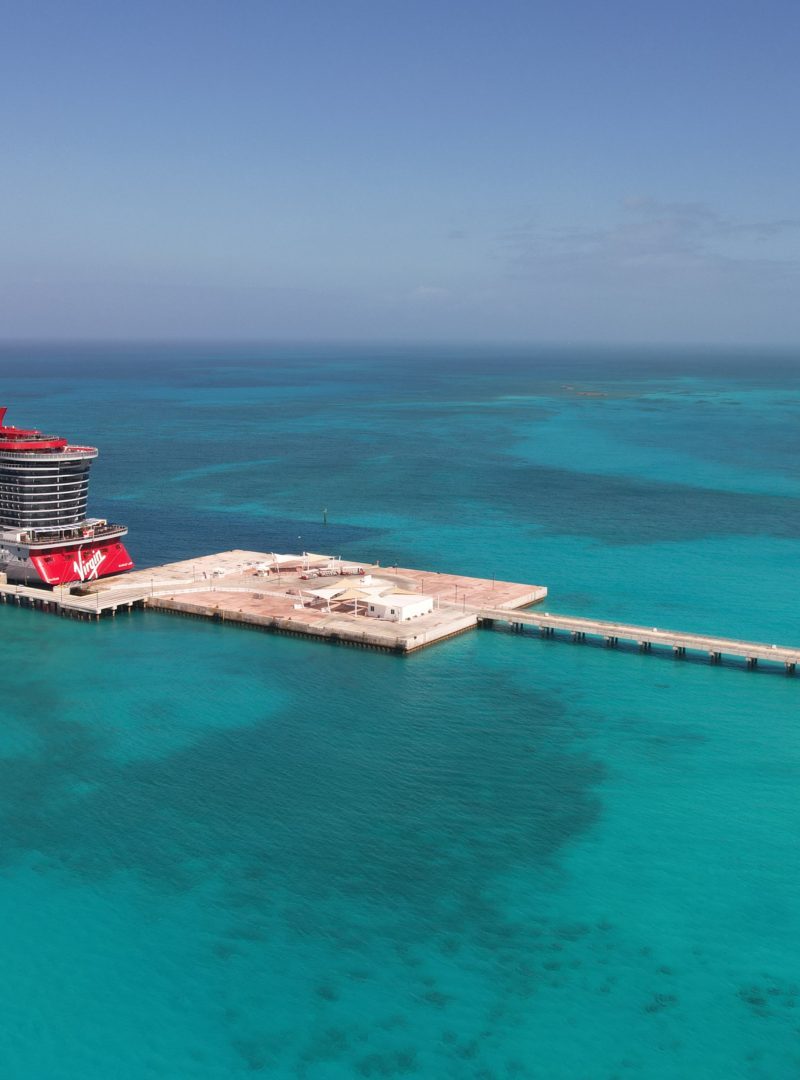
[4,550,799,673]
[1,550,547,654]
[477,606,800,672]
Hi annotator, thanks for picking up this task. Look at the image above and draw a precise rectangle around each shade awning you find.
[307,586,346,599]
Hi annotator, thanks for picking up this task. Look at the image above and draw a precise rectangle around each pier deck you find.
[0,550,547,653]
[478,607,800,671]
[139,553,547,653]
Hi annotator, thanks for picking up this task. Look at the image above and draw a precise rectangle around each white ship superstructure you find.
[0,406,133,585]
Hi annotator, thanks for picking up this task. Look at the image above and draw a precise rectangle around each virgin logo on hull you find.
[73,547,106,581]
[29,541,133,585]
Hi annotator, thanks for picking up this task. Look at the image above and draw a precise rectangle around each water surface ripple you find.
[0,344,798,1078]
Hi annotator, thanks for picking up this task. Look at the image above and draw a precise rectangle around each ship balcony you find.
[23,522,128,546]
[0,445,97,462]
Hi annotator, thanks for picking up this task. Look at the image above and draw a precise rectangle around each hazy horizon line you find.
[1,337,799,352]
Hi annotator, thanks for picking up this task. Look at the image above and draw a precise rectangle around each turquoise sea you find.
[1,343,799,1079]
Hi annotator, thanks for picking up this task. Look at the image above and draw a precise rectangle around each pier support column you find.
[746,657,758,670]
[785,662,796,676]
[708,652,721,665]
[605,636,617,648]
[673,645,686,658]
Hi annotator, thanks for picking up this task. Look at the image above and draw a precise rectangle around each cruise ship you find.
[0,406,133,586]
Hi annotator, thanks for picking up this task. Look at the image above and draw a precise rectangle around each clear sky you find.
[2,0,799,343]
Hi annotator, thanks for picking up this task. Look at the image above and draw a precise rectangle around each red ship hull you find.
[30,539,134,585]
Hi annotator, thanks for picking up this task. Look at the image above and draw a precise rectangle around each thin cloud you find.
[622,198,800,242]
[497,199,800,282]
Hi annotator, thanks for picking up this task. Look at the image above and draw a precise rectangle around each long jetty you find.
[477,607,800,673]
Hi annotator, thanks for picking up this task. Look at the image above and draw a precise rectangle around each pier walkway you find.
[477,608,800,672]
[0,579,151,617]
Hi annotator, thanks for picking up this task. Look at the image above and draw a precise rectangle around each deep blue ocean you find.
[1,344,799,1079]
